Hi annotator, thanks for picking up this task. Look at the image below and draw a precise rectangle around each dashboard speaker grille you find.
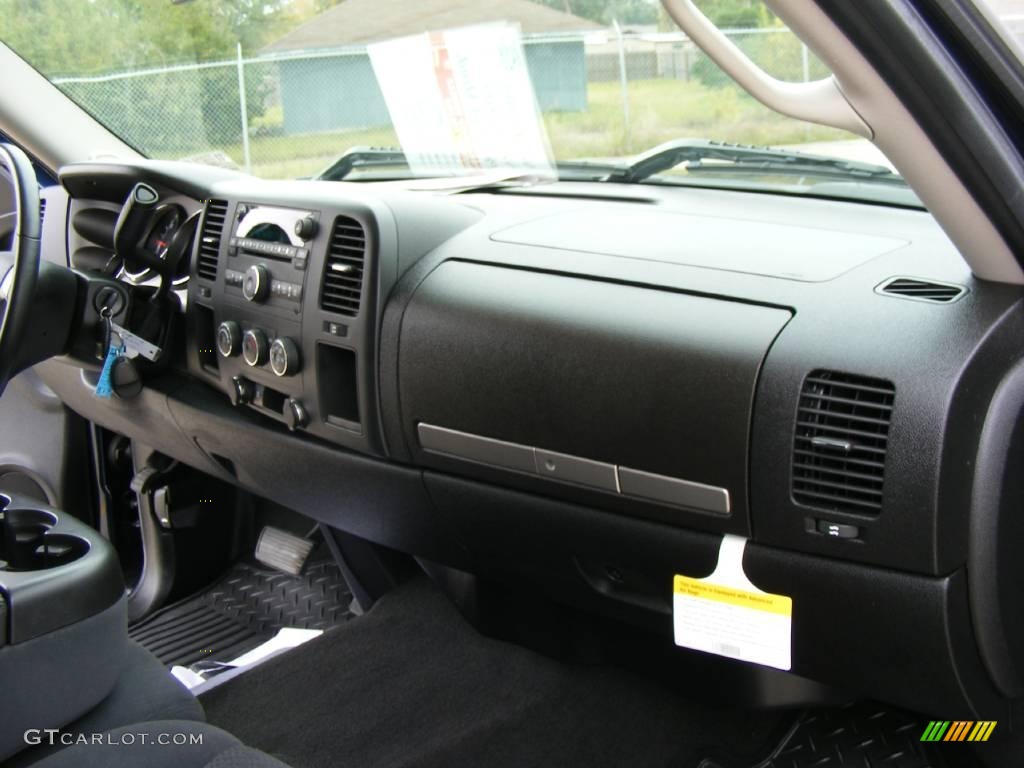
[196,199,228,281]
[320,216,365,316]
[877,277,965,303]
[792,370,895,515]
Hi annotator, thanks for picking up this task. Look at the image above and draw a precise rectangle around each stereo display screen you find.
[235,205,314,248]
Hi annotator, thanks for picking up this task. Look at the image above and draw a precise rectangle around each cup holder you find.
[0,507,87,572]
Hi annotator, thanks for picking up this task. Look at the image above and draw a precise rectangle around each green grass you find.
[546,79,848,158]
[171,79,852,179]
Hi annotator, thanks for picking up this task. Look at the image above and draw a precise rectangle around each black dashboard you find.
[36,159,1024,721]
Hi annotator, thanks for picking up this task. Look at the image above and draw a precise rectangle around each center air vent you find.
[196,199,228,281]
[877,277,965,304]
[792,370,895,515]
[320,216,366,316]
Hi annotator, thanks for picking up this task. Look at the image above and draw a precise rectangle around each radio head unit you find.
[231,204,319,265]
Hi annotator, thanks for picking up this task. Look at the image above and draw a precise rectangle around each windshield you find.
[2,0,912,205]
[971,0,1024,58]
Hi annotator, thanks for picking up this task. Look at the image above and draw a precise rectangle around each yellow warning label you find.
[674,575,793,617]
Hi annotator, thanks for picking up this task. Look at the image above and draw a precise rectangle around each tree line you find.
[536,0,775,27]
[1,0,776,77]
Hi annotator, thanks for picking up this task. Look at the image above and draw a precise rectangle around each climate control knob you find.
[241,264,270,302]
[269,337,301,377]
[242,328,269,367]
[216,321,241,357]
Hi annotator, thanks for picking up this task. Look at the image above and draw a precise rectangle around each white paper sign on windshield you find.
[368,23,555,177]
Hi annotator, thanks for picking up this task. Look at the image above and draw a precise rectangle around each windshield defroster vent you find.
[196,199,228,281]
[320,216,366,316]
[792,370,895,516]
[877,277,966,304]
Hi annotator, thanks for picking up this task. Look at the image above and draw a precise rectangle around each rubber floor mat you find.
[129,560,353,667]
[699,702,951,768]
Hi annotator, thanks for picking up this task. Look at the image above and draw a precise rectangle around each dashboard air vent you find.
[196,199,228,281]
[877,277,965,304]
[792,370,895,515]
[320,216,366,316]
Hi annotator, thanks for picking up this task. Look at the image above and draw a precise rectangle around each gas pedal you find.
[255,525,314,576]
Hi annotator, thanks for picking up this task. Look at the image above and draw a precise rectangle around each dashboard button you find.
[134,184,158,204]
[284,398,309,431]
[269,337,301,377]
[242,264,270,302]
[229,376,253,406]
[216,321,241,357]
[816,519,860,539]
[535,449,617,491]
[242,328,269,367]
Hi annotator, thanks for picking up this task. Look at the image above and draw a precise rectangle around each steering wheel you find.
[0,143,41,396]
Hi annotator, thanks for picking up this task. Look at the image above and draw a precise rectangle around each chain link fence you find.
[53,26,843,179]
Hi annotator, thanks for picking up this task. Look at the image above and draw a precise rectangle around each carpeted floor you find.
[201,579,785,768]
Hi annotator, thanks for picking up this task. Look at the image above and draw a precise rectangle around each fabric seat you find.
[8,640,205,767]
[29,721,291,768]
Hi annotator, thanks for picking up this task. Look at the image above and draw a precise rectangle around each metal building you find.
[262,0,601,134]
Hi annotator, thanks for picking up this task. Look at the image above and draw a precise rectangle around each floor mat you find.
[201,579,786,768]
[129,560,353,667]
[701,702,948,768]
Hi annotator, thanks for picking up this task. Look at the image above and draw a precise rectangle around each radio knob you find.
[284,398,309,431]
[294,216,318,240]
[216,321,241,357]
[242,264,270,302]
[269,337,301,377]
[242,328,269,367]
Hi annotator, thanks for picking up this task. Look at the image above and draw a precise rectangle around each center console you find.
[0,494,127,761]
[186,193,388,456]
[211,203,313,430]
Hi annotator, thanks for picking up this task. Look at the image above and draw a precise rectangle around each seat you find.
[7,640,205,767]
[29,721,291,768]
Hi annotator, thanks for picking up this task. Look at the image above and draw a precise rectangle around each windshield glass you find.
[2,0,911,204]
[971,0,1024,57]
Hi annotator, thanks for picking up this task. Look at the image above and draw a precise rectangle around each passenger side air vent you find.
[877,276,965,304]
[196,199,228,281]
[792,370,895,515]
[320,216,366,316]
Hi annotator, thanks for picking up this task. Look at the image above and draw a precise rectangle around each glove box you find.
[397,261,792,534]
